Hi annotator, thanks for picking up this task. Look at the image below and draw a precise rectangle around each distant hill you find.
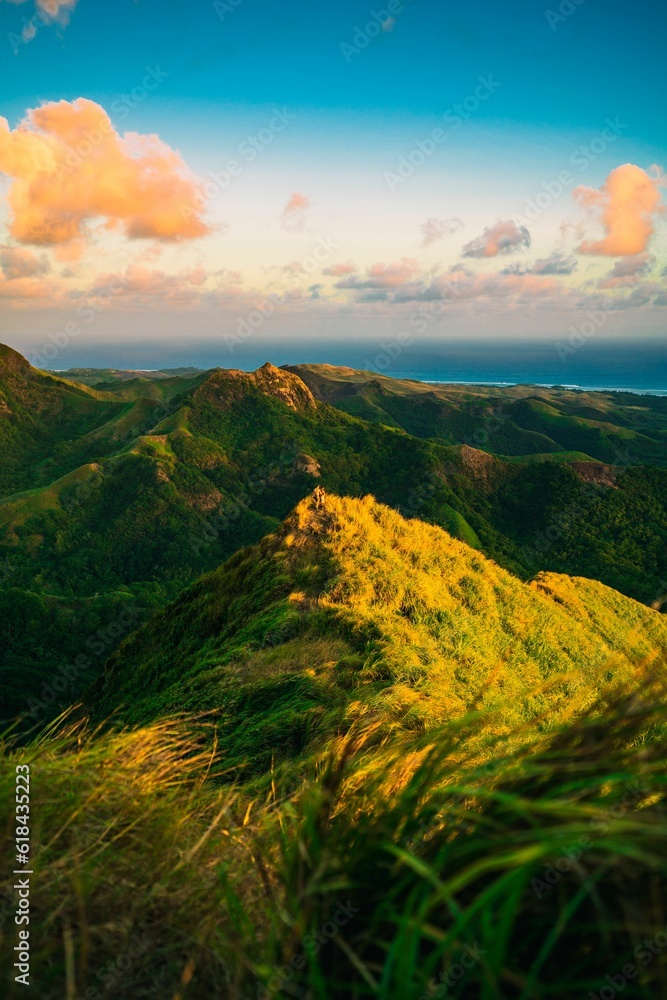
[284,363,667,465]
[53,366,204,386]
[92,493,667,774]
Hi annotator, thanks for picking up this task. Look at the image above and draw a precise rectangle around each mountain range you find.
[2,342,667,998]
[1,343,666,725]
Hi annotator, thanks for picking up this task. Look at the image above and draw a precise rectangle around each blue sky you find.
[0,0,665,366]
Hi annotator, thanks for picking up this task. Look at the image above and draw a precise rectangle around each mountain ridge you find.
[92,492,667,774]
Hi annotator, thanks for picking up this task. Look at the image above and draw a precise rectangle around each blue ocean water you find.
[48,339,667,395]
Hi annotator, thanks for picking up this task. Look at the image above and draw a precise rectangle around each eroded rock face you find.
[571,462,618,488]
[459,444,497,484]
[194,363,316,413]
[295,452,321,476]
[253,362,317,411]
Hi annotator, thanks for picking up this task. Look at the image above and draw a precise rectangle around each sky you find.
[0,0,665,370]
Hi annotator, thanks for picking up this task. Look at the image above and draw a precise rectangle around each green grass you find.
[92,494,667,775]
[2,677,667,998]
[3,350,667,734]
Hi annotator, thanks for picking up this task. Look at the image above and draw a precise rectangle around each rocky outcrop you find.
[195,363,316,413]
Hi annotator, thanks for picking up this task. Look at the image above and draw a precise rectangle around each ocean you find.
[47,339,667,396]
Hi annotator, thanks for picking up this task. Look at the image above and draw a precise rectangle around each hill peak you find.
[93,491,667,757]
[194,362,316,412]
[0,344,31,374]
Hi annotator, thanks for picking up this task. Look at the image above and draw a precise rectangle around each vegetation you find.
[1,348,666,996]
[1,349,667,727]
[2,679,667,998]
[92,493,667,778]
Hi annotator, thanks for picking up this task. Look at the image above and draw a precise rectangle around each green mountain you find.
[2,352,667,998]
[1,345,666,726]
[285,362,667,465]
[93,492,667,775]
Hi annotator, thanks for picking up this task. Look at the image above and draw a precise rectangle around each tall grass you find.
[2,676,667,999]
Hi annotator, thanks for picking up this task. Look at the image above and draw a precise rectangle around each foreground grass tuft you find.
[2,675,667,998]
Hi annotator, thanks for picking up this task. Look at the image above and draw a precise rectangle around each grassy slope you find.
[3,693,667,999]
[2,350,666,727]
[92,494,667,775]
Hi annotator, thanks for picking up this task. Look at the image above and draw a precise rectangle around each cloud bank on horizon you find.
[0,97,664,331]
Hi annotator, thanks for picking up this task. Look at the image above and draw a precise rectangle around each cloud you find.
[502,252,577,276]
[335,258,421,295]
[6,0,80,44]
[398,269,561,305]
[598,252,653,289]
[334,258,564,307]
[0,245,50,280]
[281,192,310,231]
[322,261,357,276]
[573,163,665,256]
[420,217,464,247]
[0,98,210,250]
[531,252,577,276]
[604,283,664,310]
[462,220,531,258]
[35,0,78,17]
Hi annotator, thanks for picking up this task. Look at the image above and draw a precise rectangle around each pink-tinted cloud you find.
[0,275,59,301]
[334,258,564,307]
[462,220,531,258]
[281,192,310,231]
[322,261,357,276]
[574,164,665,256]
[83,263,244,305]
[0,98,210,249]
[0,245,50,280]
[335,259,423,301]
[6,0,80,45]
[400,269,561,304]
[8,0,79,16]
[420,217,464,247]
[336,258,420,292]
[35,0,78,16]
